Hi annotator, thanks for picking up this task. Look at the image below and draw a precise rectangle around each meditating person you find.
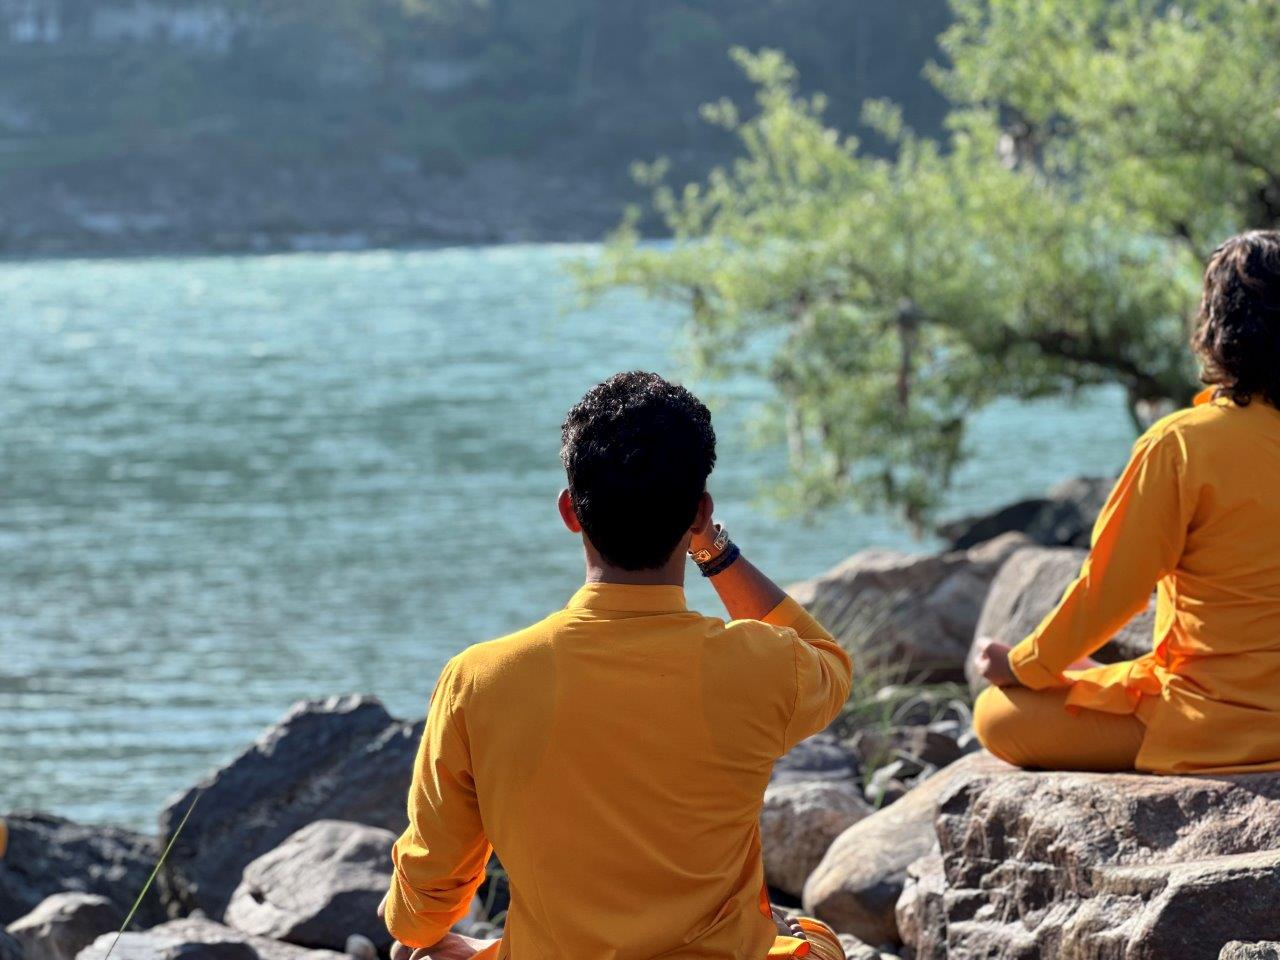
[973,229,1280,773]
[381,372,852,960]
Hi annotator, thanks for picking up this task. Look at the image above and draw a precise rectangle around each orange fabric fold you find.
[1061,655,1168,716]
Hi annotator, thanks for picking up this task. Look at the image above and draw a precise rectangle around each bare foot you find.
[772,906,807,940]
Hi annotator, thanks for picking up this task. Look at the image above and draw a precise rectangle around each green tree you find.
[588,0,1280,528]
[936,0,1280,256]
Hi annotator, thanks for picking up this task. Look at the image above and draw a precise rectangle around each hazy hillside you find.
[0,0,951,254]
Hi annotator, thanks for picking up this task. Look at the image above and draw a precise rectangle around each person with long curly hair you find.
[973,230,1280,773]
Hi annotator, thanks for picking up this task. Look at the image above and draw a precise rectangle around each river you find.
[0,244,1136,828]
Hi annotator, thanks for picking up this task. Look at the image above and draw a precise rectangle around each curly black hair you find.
[560,371,716,570]
[1194,230,1280,408]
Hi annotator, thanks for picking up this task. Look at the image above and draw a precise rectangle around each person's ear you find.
[558,488,582,533]
[690,490,714,534]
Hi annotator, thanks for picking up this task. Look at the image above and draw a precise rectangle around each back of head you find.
[560,371,716,570]
[1194,230,1280,408]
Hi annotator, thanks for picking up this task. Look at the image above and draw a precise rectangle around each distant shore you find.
[0,152,648,261]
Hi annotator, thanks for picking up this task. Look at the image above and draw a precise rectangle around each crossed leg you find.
[973,684,1145,771]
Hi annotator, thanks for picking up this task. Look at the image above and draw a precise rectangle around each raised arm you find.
[689,518,852,748]
[384,658,491,950]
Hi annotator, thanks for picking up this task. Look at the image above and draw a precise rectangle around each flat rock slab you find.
[224,820,395,951]
[907,762,1280,959]
[0,814,163,928]
[77,918,346,960]
[157,695,421,919]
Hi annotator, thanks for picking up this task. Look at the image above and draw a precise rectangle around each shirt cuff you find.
[1008,638,1068,690]
[760,595,827,637]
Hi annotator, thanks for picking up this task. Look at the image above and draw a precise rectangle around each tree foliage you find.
[589,1,1278,527]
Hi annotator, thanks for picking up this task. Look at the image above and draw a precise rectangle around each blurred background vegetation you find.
[0,0,949,194]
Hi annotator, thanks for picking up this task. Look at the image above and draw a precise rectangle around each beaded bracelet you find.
[698,541,741,578]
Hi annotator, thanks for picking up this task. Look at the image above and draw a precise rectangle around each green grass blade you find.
[102,791,202,960]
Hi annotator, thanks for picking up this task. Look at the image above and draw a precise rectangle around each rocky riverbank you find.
[5,475,1280,960]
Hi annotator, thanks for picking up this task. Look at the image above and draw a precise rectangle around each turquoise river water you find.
[0,244,1137,829]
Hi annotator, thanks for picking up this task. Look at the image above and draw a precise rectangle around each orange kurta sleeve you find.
[762,595,853,750]
[385,658,492,949]
[1009,428,1191,689]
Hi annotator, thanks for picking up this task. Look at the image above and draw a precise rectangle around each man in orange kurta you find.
[383,373,852,960]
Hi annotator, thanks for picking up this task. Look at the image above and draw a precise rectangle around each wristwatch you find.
[690,522,730,565]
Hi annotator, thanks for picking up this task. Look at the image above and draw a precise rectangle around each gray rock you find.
[837,933,881,960]
[0,814,163,928]
[7,894,121,960]
[911,763,1280,959]
[894,853,945,960]
[162,943,259,960]
[157,696,420,919]
[802,754,1001,945]
[862,766,909,808]
[76,918,344,960]
[760,782,873,899]
[772,735,859,785]
[341,936,376,960]
[965,546,1155,692]
[224,821,394,951]
[788,534,1030,683]
[937,476,1114,550]
[848,727,961,775]
[1222,945,1280,960]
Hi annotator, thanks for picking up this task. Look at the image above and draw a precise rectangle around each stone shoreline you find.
[5,476,1280,960]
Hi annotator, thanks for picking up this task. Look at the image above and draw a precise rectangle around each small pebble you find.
[345,934,377,960]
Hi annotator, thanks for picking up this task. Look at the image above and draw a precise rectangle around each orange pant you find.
[469,918,842,960]
[973,684,1145,771]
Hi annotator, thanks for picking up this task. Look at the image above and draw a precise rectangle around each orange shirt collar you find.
[1194,387,1218,406]
[566,582,688,613]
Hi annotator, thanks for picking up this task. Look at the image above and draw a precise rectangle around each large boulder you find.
[937,476,1114,551]
[0,815,163,928]
[157,696,421,920]
[965,546,1155,692]
[224,821,395,951]
[76,918,344,960]
[907,763,1280,959]
[802,754,1001,945]
[787,534,1030,683]
[7,894,121,960]
[760,782,872,899]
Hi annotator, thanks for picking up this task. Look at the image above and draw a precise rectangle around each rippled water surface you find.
[0,244,1138,829]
